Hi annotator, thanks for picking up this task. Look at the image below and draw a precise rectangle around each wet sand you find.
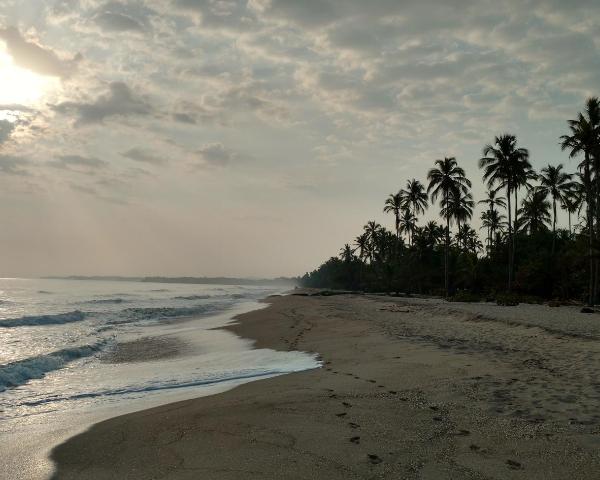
[51,294,600,479]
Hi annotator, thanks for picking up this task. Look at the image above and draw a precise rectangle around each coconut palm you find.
[427,157,472,296]
[398,208,417,245]
[339,244,355,263]
[402,179,429,218]
[456,225,483,255]
[561,175,585,234]
[538,164,575,253]
[479,134,531,291]
[383,192,403,239]
[441,187,474,241]
[421,220,444,248]
[363,221,383,262]
[354,233,370,262]
[561,97,600,305]
[484,209,507,249]
[518,188,551,235]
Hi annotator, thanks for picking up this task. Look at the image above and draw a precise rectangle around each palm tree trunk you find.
[506,185,513,292]
[568,211,572,236]
[552,198,557,254]
[585,156,594,305]
[513,189,518,287]
[445,191,449,298]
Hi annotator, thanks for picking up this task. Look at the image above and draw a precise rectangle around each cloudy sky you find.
[0,0,598,277]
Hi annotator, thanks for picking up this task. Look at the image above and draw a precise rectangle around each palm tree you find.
[479,134,531,291]
[561,175,585,235]
[481,209,506,251]
[339,244,355,263]
[383,192,403,239]
[398,208,417,245]
[441,187,474,245]
[422,220,444,248]
[538,164,574,253]
[518,188,551,235]
[402,179,429,218]
[354,233,369,262]
[561,97,600,305]
[363,221,383,263]
[427,157,472,296]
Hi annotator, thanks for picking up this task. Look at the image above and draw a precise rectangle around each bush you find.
[447,291,481,303]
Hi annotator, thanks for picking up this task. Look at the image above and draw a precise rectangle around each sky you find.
[0,0,598,278]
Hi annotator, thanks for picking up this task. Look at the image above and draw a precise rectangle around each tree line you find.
[301,97,600,304]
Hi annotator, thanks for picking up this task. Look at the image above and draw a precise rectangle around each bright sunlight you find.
[0,42,58,108]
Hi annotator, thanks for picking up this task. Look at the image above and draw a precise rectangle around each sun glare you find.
[0,43,58,107]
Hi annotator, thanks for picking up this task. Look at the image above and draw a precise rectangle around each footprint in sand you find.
[367,454,383,465]
[342,401,352,408]
[348,422,360,429]
[350,436,360,444]
[336,412,347,417]
[506,460,522,470]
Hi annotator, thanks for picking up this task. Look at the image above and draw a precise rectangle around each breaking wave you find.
[0,311,86,328]
[0,341,108,392]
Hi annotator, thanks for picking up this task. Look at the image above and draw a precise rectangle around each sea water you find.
[0,278,318,479]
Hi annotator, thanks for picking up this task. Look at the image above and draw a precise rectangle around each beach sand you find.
[50,293,600,479]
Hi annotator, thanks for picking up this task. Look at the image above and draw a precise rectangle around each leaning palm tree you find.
[538,164,574,253]
[479,134,531,291]
[518,188,551,235]
[402,179,429,218]
[383,192,403,239]
[561,97,600,305]
[398,208,417,245]
[427,157,472,297]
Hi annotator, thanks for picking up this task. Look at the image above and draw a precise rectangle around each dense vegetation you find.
[301,98,600,304]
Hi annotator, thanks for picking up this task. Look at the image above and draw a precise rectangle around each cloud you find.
[0,120,16,144]
[0,26,81,77]
[50,154,108,170]
[121,147,165,165]
[0,154,30,175]
[51,82,152,126]
[94,12,145,33]
[197,142,236,166]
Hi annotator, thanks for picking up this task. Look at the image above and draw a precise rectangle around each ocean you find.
[0,278,319,479]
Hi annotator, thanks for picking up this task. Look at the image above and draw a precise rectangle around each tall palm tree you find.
[402,179,429,218]
[383,192,403,239]
[479,134,531,291]
[538,164,574,253]
[398,208,417,245]
[561,97,600,305]
[427,157,471,297]
[518,188,551,234]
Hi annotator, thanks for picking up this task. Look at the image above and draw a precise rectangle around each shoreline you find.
[50,293,600,479]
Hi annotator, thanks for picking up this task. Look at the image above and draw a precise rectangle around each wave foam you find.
[0,310,86,328]
[0,341,107,392]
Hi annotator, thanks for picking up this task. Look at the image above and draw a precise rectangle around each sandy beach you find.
[50,293,600,479]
